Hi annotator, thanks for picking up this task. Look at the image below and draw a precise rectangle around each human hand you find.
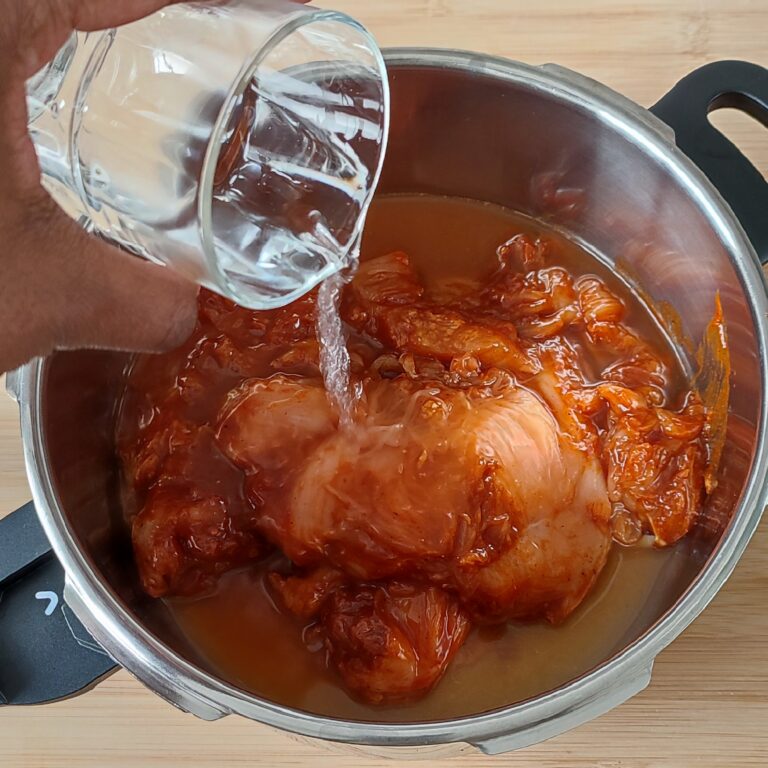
[0,1,203,375]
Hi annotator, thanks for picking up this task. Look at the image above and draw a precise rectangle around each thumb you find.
[51,213,200,353]
[1,195,199,371]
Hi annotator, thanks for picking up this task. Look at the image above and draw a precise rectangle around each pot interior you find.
[38,59,763,722]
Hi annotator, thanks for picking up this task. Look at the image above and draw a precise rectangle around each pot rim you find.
[15,48,768,749]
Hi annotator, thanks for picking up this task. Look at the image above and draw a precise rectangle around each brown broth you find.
[162,194,702,721]
[169,544,699,722]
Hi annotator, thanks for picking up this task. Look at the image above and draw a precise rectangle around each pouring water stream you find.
[316,240,362,428]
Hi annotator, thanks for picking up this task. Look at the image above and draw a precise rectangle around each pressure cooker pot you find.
[2,50,768,756]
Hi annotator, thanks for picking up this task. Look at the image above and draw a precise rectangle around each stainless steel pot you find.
[4,50,768,755]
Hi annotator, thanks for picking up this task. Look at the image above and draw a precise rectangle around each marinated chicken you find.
[259,376,612,626]
[119,227,717,705]
[317,583,469,704]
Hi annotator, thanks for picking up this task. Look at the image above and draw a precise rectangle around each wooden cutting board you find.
[1,1,766,765]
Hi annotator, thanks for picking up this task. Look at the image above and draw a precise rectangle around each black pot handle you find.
[0,502,117,705]
[650,60,768,264]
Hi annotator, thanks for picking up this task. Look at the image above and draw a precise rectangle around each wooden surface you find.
[2,1,768,765]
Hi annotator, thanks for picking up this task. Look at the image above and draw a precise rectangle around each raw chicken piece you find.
[599,383,707,546]
[319,582,469,704]
[259,375,612,623]
[474,255,668,402]
[173,336,275,412]
[130,356,337,602]
[132,486,264,597]
[266,292,320,345]
[217,375,337,473]
[198,290,271,346]
[129,421,268,598]
[200,288,318,347]
[377,306,537,374]
[269,568,469,701]
[125,414,197,490]
[577,276,667,402]
[270,340,321,376]
[454,446,612,623]
[257,379,488,577]
[529,344,599,453]
[345,250,424,308]
[497,233,549,272]
[269,566,347,620]
[483,262,580,340]
[344,252,536,375]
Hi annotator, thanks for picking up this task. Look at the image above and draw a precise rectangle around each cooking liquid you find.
[125,194,703,722]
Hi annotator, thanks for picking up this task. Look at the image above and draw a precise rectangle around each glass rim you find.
[197,8,390,310]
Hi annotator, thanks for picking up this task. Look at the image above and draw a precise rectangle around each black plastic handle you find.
[650,60,768,264]
[0,503,117,705]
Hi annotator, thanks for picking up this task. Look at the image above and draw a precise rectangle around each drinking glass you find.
[26,0,389,309]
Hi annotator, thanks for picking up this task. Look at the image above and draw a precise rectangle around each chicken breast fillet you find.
[219,373,612,625]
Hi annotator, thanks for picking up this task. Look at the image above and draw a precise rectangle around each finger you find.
[18,1,184,78]
[70,0,186,31]
[51,216,200,354]
[20,0,311,77]
[2,194,199,368]
[73,0,309,32]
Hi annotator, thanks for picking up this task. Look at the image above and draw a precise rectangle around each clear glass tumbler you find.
[26,0,389,309]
